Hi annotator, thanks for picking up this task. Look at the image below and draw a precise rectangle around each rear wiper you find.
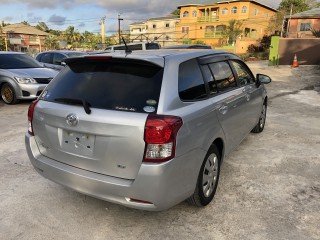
[54,98,92,114]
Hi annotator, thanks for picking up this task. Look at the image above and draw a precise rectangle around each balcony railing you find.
[197,16,219,23]
[204,32,223,38]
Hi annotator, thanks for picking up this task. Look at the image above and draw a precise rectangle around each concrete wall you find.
[278,38,320,65]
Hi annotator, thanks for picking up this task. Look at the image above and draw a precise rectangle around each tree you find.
[65,26,83,48]
[171,9,180,16]
[278,0,310,15]
[44,35,59,50]
[223,19,243,45]
[21,21,30,26]
[36,22,49,32]
[311,28,320,37]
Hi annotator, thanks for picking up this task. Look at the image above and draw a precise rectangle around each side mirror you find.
[61,61,66,67]
[256,74,272,87]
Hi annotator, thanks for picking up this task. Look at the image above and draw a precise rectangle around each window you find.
[53,53,65,65]
[181,26,189,34]
[165,36,170,40]
[192,10,197,17]
[216,25,226,32]
[0,53,43,69]
[300,22,311,31]
[241,6,247,13]
[221,8,228,15]
[40,53,52,64]
[152,24,156,29]
[202,65,218,95]
[208,61,236,92]
[231,7,237,14]
[166,23,170,28]
[254,9,258,16]
[205,26,215,33]
[44,61,164,113]
[178,59,207,101]
[230,61,254,86]
[183,11,189,17]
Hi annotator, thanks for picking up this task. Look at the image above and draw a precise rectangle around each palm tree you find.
[223,19,243,46]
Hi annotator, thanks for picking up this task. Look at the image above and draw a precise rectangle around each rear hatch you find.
[33,56,164,180]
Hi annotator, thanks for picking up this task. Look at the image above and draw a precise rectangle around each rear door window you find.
[178,59,207,101]
[208,61,237,92]
[43,60,163,113]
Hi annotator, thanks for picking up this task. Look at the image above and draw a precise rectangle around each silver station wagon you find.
[25,50,271,211]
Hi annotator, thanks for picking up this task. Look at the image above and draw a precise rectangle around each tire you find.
[252,100,267,133]
[188,144,221,207]
[1,83,19,104]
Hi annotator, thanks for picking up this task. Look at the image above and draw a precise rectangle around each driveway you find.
[0,61,319,240]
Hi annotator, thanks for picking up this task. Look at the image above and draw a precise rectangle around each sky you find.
[0,0,281,35]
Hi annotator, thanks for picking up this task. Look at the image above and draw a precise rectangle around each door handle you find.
[219,105,228,114]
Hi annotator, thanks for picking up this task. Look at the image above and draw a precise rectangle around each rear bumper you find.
[25,133,205,211]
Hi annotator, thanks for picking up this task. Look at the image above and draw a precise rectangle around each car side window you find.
[53,53,65,65]
[208,61,237,92]
[178,59,207,101]
[202,65,218,95]
[41,53,52,64]
[230,60,254,86]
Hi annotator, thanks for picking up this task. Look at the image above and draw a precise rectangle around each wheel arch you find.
[211,138,225,163]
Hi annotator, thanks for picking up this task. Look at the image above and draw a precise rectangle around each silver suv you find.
[25,50,271,211]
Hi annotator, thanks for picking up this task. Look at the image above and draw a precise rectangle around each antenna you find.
[121,36,132,54]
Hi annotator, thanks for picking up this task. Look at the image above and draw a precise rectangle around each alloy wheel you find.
[202,153,219,197]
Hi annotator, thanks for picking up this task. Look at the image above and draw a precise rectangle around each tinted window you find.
[208,61,236,92]
[178,59,207,101]
[53,53,65,65]
[202,65,218,95]
[0,54,43,69]
[43,60,163,113]
[146,43,160,49]
[40,53,52,64]
[230,60,254,86]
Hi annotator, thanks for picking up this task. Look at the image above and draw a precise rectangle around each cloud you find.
[48,14,67,26]
[78,22,86,28]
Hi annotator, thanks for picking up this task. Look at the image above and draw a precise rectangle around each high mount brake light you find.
[143,114,183,163]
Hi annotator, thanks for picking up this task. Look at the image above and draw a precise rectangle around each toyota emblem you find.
[66,114,79,126]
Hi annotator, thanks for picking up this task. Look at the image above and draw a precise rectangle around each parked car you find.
[0,52,58,104]
[35,50,87,71]
[105,42,160,51]
[25,50,271,211]
[163,44,212,49]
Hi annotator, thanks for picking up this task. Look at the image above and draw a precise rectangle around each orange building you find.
[176,0,277,47]
[1,23,49,52]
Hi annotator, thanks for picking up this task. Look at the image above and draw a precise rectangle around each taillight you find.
[28,100,39,136]
[143,114,183,163]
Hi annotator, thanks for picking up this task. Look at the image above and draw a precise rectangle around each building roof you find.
[148,15,180,21]
[129,15,179,26]
[290,7,320,19]
[178,0,277,12]
[1,23,49,36]
[217,0,277,12]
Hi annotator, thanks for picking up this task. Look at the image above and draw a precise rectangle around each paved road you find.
[0,62,319,240]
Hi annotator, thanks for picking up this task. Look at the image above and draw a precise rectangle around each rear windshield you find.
[42,60,164,113]
[0,54,43,69]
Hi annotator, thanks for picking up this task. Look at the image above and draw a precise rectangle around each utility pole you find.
[100,17,106,45]
[118,14,123,44]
